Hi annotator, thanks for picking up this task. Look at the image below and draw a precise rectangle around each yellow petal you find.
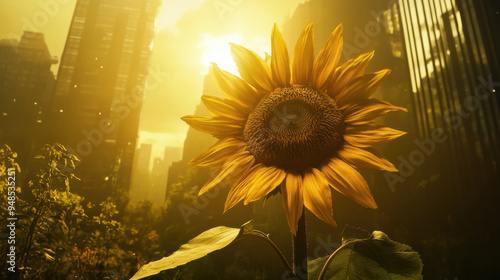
[230,43,275,92]
[335,69,391,108]
[303,168,337,228]
[201,95,250,121]
[271,23,291,87]
[199,151,254,195]
[292,23,314,86]
[211,63,260,108]
[328,51,374,97]
[224,163,264,212]
[321,157,377,209]
[244,166,286,204]
[189,137,246,167]
[337,144,398,172]
[312,24,343,90]
[281,173,304,235]
[344,123,406,148]
[343,98,408,125]
[181,115,242,139]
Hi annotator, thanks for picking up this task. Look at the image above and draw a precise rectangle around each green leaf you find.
[130,221,253,280]
[308,256,330,279]
[309,230,423,280]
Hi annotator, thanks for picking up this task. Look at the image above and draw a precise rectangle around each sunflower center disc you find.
[243,86,345,171]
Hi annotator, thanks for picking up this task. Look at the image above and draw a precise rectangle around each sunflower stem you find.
[293,209,308,280]
[244,230,293,274]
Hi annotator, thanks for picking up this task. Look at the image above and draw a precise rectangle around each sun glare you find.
[199,33,242,76]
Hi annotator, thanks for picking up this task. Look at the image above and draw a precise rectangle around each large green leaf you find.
[130,221,253,280]
[308,256,330,279]
[309,229,423,280]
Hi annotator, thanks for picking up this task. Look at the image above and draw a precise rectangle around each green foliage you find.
[0,144,154,280]
[0,144,21,182]
[308,226,423,280]
[16,144,86,279]
[30,143,80,192]
[0,144,23,213]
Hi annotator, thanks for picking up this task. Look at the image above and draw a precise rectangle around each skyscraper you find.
[397,0,500,189]
[47,0,160,203]
[394,1,500,277]
[129,142,152,203]
[0,32,57,179]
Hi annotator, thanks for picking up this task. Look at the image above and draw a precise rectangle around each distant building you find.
[46,0,160,203]
[165,104,217,199]
[165,75,219,199]
[129,143,182,205]
[156,146,182,200]
[163,146,183,171]
[149,150,180,204]
[0,31,57,178]
[129,143,153,203]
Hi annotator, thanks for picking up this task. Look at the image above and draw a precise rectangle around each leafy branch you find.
[19,144,80,273]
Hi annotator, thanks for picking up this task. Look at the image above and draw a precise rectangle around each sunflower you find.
[182,23,406,235]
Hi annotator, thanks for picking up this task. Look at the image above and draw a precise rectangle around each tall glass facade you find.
[48,0,160,202]
[398,0,500,188]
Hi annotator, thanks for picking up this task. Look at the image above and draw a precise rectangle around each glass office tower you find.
[49,0,160,203]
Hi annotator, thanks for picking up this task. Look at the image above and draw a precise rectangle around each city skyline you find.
[0,0,307,154]
[0,0,308,206]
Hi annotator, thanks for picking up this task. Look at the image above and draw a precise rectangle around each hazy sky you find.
[0,0,307,153]
[141,0,307,151]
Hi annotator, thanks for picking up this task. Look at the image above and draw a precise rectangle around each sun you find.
[199,33,242,76]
